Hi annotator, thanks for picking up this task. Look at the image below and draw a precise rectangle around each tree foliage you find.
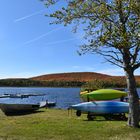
[0,79,85,87]
[42,0,140,127]
[43,0,140,70]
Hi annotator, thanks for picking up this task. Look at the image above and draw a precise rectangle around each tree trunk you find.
[125,69,140,127]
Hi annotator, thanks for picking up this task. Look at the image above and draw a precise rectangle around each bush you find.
[81,78,126,91]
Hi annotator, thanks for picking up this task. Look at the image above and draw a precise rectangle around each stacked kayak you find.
[71,101,129,114]
[80,89,127,101]
[71,89,128,120]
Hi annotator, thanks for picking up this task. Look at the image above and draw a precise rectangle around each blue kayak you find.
[71,101,129,114]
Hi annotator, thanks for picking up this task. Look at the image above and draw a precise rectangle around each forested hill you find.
[29,72,140,87]
[0,72,140,87]
[30,72,112,82]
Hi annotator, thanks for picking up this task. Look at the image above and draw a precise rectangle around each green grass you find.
[0,109,140,140]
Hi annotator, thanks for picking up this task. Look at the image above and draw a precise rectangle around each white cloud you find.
[72,65,95,71]
[134,69,140,75]
[72,66,80,69]
[71,66,125,76]
[97,68,140,76]
[0,72,43,79]
[97,68,124,76]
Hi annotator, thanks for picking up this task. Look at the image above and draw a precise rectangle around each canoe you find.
[81,89,127,101]
[71,101,129,114]
[0,101,47,115]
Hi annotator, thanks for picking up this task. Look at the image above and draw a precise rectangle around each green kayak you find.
[81,89,127,101]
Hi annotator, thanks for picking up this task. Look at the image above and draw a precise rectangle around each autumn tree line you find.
[0,78,139,88]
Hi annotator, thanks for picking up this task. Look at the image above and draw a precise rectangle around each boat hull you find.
[0,103,41,115]
[71,101,129,114]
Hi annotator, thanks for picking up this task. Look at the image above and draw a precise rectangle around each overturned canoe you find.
[0,101,47,115]
[81,89,127,101]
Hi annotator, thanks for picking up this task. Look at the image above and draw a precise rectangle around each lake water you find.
[0,87,81,109]
[0,87,139,109]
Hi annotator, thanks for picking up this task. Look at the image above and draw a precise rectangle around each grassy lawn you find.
[0,109,140,140]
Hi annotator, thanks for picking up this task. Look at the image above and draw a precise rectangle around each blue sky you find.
[0,0,139,79]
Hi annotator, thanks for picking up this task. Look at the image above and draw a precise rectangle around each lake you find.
[0,87,81,109]
[0,87,140,109]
